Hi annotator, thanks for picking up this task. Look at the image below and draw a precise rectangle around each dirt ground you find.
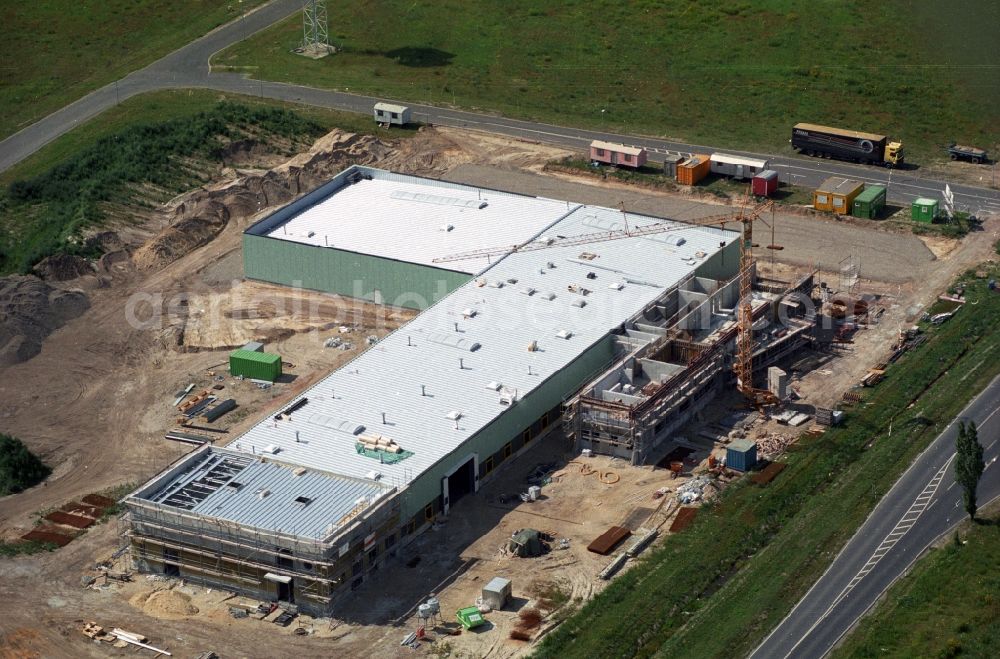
[1,124,998,659]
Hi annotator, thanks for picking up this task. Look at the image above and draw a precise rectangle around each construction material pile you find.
[677,475,714,504]
[358,433,402,454]
[756,434,795,459]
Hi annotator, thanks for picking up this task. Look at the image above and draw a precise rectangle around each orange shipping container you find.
[676,154,711,185]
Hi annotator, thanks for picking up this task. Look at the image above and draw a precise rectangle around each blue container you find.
[727,439,758,472]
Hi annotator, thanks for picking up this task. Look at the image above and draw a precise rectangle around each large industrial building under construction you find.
[124,166,818,614]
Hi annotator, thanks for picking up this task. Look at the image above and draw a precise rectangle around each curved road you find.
[750,374,1000,659]
[2,0,999,216]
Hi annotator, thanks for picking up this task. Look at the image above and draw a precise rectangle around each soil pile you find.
[129,589,199,619]
[0,275,89,366]
[32,253,96,281]
[132,130,392,270]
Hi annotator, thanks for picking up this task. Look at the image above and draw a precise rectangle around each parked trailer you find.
[589,140,648,168]
[709,153,768,180]
[947,143,987,164]
[373,102,412,126]
[792,123,904,167]
[752,169,779,197]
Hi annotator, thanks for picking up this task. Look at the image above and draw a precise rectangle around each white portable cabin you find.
[709,153,769,180]
[373,102,412,126]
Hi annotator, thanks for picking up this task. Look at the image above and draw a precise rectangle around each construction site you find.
[2,124,995,658]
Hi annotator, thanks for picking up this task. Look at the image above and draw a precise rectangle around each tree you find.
[954,421,985,520]
[0,434,51,496]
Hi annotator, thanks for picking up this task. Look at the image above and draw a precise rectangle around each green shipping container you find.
[852,185,887,219]
[912,198,938,223]
[229,349,282,381]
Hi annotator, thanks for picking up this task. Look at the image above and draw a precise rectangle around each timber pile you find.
[358,433,402,454]
[79,623,171,655]
[756,434,794,459]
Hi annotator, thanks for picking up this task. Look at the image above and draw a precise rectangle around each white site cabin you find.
[373,102,412,127]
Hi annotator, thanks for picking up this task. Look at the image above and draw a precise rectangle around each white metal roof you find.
[590,140,645,156]
[373,102,409,113]
[231,202,738,490]
[137,446,394,540]
[258,173,575,274]
[710,153,769,168]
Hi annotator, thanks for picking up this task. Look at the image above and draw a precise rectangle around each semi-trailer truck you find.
[791,123,904,167]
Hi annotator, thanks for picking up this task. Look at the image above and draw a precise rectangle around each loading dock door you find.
[442,455,478,514]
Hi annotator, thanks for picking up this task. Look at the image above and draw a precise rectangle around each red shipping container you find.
[752,169,779,197]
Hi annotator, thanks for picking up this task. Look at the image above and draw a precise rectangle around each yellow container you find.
[813,177,864,213]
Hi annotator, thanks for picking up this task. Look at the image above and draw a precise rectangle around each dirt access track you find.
[1,124,997,659]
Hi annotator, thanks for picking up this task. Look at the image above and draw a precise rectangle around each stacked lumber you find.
[358,433,402,454]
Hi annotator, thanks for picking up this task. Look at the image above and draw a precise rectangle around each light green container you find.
[229,349,282,381]
[912,198,938,223]
[852,185,887,219]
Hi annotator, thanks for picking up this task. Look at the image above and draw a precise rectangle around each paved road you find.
[2,0,1000,217]
[750,374,1000,659]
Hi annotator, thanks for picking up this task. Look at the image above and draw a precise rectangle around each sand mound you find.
[0,275,89,366]
[129,589,199,619]
[132,130,392,270]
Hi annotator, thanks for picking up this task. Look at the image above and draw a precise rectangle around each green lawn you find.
[832,515,1000,659]
[534,263,1000,658]
[0,0,265,139]
[215,0,999,164]
[0,89,405,274]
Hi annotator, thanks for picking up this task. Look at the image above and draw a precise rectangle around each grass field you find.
[832,514,1000,659]
[534,263,1000,658]
[0,89,403,274]
[215,0,1000,164]
[0,0,265,139]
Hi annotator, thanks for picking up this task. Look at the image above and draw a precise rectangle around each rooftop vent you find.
[486,381,502,391]
[445,410,463,421]
[257,488,271,499]
[487,280,505,289]
[294,496,312,507]
[527,340,538,352]
[440,224,455,232]
[539,292,556,301]
[365,470,382,481]
[225,481,243,491]
[520,286,536,296]
[556,329,573,339]
[608,281,625,290]
[507,278,518,285]
[479,201,488,209]
[292,467,307,477]
[664,235,686,247]
[571,299,587,308]
[307,231,316,238]
[499,387,518,406]
[462,308,477,318]
[579,251,598,261]
[262,444,280,455]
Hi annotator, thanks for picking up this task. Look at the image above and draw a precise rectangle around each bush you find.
[0,434,51,496]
